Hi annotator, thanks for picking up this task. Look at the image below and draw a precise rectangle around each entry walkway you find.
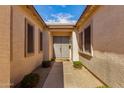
[42,61,64,88]
[34,61,104,88]
[63,61,104,88]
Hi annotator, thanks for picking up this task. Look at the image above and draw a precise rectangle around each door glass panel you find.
[61,36,70,58]
[53,37,61,58]
[53,36,70,58]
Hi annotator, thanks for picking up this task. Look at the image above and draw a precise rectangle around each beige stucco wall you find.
[78,6,124,87]
[10,6,44,86]
[43,30,51,60]
[72,31,79,61]
[0,6,11,88]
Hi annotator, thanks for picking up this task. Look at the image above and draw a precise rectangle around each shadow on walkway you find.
[33,61,64,88]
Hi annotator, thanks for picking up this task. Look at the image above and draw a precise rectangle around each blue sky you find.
[34,5,86,24]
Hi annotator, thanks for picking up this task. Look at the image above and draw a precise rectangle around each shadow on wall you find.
[79,52,92,60]
[15,61,64,88]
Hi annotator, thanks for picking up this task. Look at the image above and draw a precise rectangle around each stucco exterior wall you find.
[78,6,124,87]
[49,32,53,59]
[43,30,51,60]
[0,6,11,88]
[72,31,79,61]
[10,6,44,86]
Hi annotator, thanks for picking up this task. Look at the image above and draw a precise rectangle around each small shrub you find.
[65,59,70,61]
[20,73,40,88]
[96,85,111,88]
[73,61,83,69]
[42,60,51,68]
[51,58,55,61]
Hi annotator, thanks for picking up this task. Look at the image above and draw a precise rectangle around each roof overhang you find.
[76,5,101,30]
[47,24,75,29]
[47,24,75,32]
[26,5,47,29]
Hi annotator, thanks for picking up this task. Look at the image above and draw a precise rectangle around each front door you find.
[53,36,70,59]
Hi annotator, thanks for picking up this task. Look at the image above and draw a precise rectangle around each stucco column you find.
[72,29,79,61]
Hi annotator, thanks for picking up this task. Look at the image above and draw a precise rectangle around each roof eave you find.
[75,5,101,30]
[30,5,47,29]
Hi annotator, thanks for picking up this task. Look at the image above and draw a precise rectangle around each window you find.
[25,20,34,56]
[39,30,43,52]
[84,25,91,53]
[79,31,83,51]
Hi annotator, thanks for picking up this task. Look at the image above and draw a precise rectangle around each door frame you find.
[52,36,72,60]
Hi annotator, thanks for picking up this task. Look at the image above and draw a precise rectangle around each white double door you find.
[53,36,70,59]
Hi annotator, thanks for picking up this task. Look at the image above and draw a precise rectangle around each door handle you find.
[69,45,71,49]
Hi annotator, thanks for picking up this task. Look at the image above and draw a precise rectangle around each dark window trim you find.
[10,6,13,61]
[79,24,93,57]
[78,31,83,54]
[25,18,35,57]
[39,29,43,53]
[79,31,83,51]
[84,25,91,53]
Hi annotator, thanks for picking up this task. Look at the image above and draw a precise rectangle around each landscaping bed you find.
[20,73,40,88]
[42,60,52,68]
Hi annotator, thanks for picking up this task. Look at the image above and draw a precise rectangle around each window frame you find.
[79,31,83,51]
[84,25,91,53]
[25,19,35,57]
[39,29,43,53]
[79,24,93,57]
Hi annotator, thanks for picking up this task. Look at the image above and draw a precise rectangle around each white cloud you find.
[46,13,76,24]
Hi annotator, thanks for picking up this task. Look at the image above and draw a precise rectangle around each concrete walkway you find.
[63,61,104,88]
[43,61,103,88]
[34,61,104,88]
[42,62,64,88]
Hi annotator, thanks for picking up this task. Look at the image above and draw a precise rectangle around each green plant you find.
[73,61,83,69]
[42,60,51,68]
[96,85,111,88]
[20,73,40,88]
[51,58,55,61]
